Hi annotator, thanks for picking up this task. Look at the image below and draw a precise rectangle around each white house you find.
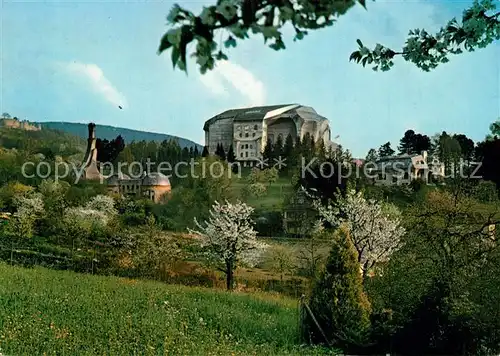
[368,151,445,186]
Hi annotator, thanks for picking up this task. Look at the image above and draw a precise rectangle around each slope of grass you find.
[0,263,337,355]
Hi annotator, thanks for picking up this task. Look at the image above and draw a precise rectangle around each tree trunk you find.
[226,260,233,290]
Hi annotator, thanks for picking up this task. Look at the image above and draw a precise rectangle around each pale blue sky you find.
[1,0,499,157]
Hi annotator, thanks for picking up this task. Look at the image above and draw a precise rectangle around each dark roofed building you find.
[203,104,336,166]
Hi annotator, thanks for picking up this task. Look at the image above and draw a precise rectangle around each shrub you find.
[302,225,371,350]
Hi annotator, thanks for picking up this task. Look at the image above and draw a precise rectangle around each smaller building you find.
[282,189,317,236]
[0,117,41,131]
[82,123,172,203]
[106,172,171,203]
[369,151,445,186]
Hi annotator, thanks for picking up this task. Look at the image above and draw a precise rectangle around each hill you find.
[0,126,86,156]
[39,122,202,149]
[0,263,336,355]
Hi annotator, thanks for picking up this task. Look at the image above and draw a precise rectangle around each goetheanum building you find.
[203,104,334,166]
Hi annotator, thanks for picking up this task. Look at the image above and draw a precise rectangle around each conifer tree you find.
[219,143,226,161]
[304,226,371,348]
[284,133,294,159]
[201,146,209,157]
[316,138,326,160]
[274,135,284,161]
[263,138,273,164]
[227,144,236,163]
[194,146,200,158]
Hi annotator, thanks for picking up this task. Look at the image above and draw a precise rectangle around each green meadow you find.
[0,263,337,355]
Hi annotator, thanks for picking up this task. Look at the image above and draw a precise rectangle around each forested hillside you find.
[40,122,201,150]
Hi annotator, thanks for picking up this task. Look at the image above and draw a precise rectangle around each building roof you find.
[203,104,331,131]
[106,172,131,186]
[142,172,171,187]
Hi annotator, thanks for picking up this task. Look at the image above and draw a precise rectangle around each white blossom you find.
[13,193,44,218]
[10,192,45,238]
[84,195,117,216]
[189,201,268,289]
[64,195,116,234]
[316,189,405,276]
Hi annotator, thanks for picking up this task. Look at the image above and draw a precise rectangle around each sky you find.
[1,0,499,157]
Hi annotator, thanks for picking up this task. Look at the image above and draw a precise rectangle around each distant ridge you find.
[39,122,202,149]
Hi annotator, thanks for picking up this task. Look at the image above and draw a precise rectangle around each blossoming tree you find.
[316,189,405,278]
[11,193,45,239]
[189,200,267,290]
[64,195,117,242]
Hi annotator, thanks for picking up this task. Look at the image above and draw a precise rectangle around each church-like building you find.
[203,104,335,166]
[82,123,171,203]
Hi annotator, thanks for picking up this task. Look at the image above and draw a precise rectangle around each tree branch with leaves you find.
[158,0,499,74]
[158,0,364,73]
[350,0,500,71]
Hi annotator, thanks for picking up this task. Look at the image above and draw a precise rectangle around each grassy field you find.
[233,175,294,211]
[0,263,338,355]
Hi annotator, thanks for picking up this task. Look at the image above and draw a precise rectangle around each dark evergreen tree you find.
[263,138,273,163]
[284,133,294,160]
[365,148,378,162]
[194,146,200,158]
[453,134,474,162]
[302,132,313,161]
[398,130,416,154]
[297,155,351,204]
[303,226,371,348]
[96,135,125,163]
[219,144,226,160]
[201,146,209,157]
[399,130,431,154]
[378,142,395,157]
[316,138,326,160]
[477,137,500,194]
[214,143,222,158]
[274,134,284,160]
[227,144,236,163]
[181,147,190,161]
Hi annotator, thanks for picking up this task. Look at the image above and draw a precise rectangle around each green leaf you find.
[167,4,182,23]
[166,28,181,46]
[215,51,228,60]
[294,31,305,41]
[229,25,248,39]
[171,46,180,68]
[349,51,361,62]
[216,1,237,21]
[356,39,363,48]
[158,32,173,54]
[224,36,237,48]
[200,7,216,26]
[269,38,285,51]
[261,26,280,40]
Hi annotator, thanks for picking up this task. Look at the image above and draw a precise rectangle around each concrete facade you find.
[203,104,334,165]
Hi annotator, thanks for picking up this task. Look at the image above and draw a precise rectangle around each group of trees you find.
[211,132,334,174]
[112,138,201,168]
